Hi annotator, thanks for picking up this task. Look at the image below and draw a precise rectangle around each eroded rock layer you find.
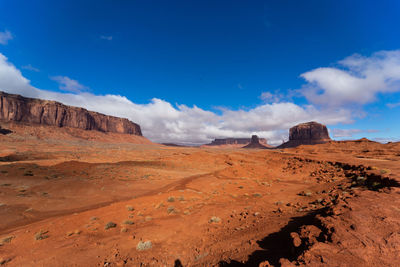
[0,91,142,135]
[243,135,269,149]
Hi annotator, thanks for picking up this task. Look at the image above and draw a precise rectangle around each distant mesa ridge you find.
[208,137,268,146]
[278,121,331,148]
[0,91,142,136]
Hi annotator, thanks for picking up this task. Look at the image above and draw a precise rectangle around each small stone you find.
[290,232,301,247]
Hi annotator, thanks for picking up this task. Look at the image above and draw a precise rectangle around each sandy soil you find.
[0,125,399,266]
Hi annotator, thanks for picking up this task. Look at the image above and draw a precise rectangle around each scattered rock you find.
[136,240,152,251]
[209,216,221,223]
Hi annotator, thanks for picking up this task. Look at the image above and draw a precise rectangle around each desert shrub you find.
[1,236,13,244]
[104,222,117,230]
[123,220,134,225]
[167,206,175,214]
[35,230,49,240]
[167,196,175,202]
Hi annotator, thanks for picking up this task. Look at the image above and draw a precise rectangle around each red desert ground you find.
[0,91,400,266]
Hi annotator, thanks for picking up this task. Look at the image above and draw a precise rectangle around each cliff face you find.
[0,91,142,135]
[278,121,331,148]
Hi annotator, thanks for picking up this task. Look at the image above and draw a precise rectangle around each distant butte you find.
[0,91,142,136]
[278,121,331,148]
[242,135,270,149]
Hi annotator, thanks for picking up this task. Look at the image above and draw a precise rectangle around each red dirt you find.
[0,125,400,266]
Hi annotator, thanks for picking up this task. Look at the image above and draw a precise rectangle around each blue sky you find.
[0,0,400,144]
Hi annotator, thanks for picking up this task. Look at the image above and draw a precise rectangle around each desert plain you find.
[0,122,399,267]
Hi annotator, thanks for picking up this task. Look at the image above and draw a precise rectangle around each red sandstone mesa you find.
[0,91,142,135]
[278,121,331,148]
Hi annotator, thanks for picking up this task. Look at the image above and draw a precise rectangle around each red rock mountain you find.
[278,121,331,148]
[242,135,270,149]
[0,91,142,135]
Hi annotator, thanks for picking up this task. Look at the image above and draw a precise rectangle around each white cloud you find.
[0,30,13,45]
[301,50,400,107]
[260,91,284,103]
[22,64,40,72]
[0,52,367,145]
[50,76,89,93]
[100,35,113,41]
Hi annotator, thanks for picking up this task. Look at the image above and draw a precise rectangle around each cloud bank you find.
[1,50,399,145]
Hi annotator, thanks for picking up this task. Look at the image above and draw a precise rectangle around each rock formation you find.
[0,91,142,135]
[278,121,331,148]
[242,135,270,149]
[208,137,268,146]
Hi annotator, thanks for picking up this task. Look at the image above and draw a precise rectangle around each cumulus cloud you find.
[0,52,362,145]
[0,30,13,45]
[301,50,400,107]
[260,91,285,103]
[51,76,89,93]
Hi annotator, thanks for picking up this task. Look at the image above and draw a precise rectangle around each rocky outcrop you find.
[0,91,142,135]
[208,137,268,146]
[278,121,331,148]
[243,135,270,149]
